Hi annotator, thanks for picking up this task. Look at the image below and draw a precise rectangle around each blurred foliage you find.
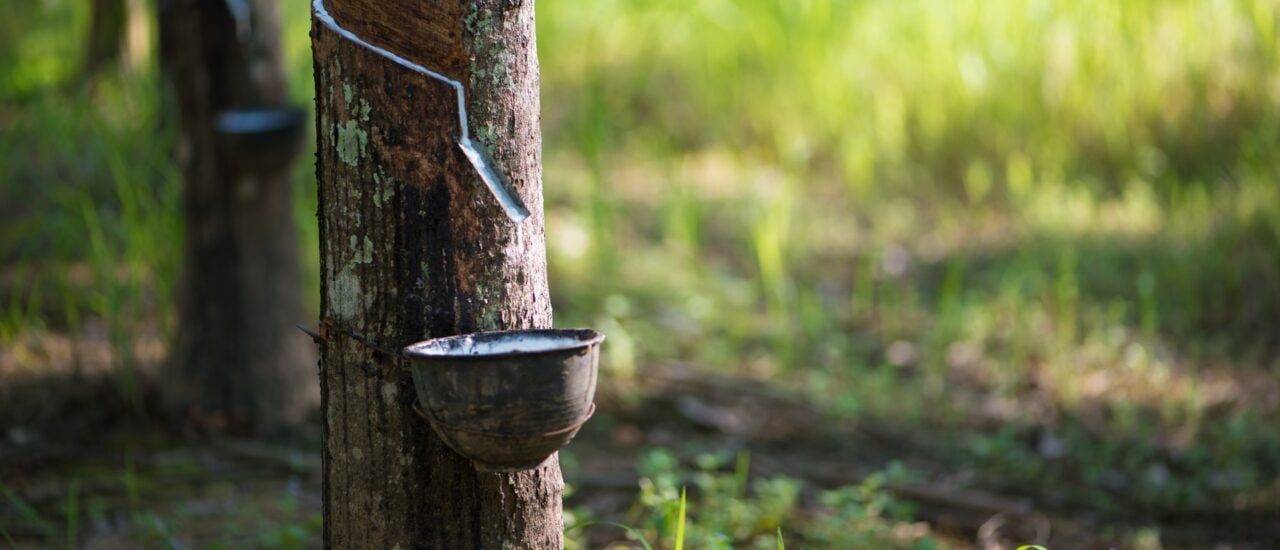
[2,0,1279,546]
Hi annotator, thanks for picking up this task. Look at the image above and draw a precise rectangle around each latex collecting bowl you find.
[402,328,603,472]
[214,106,307,176]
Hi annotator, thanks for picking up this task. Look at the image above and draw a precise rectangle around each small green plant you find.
[604,450,938,549]
[806,470,935,549]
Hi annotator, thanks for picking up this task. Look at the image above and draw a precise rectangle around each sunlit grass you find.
[536,0,1280,524]
[540,0,1280,194]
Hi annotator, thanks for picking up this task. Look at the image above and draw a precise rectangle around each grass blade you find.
[674,487,687,550]
[735,450,751,499]
[65,479,78,550]
[564,520,654,550]
[0,483,55,538]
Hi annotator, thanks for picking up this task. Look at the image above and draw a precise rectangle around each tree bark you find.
[312,0,561,547]
[158,0,318,435]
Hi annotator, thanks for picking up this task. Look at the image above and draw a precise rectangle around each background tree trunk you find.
[83,0,126,82]
[158,0,318,435]
[312,0,561,546]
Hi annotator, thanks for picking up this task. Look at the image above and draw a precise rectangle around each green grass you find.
[567,450,939,548]
[535,0,1280,520]
[3,0,1280,546]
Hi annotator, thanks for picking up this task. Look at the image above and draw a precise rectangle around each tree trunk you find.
[83,0,126,82]
[158,0,318,435]
[311,0,561,547]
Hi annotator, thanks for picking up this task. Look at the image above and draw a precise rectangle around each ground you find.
[0,352,1275,548]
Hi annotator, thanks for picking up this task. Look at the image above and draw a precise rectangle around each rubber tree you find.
[158,0,317,435]
[311,0,561,546]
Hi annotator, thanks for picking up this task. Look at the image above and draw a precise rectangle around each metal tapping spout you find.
[312,0,531,223]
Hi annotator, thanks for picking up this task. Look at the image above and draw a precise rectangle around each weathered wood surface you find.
[313,0,561,546]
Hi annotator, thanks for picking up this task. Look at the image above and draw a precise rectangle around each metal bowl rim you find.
[214,106,307,135]
[402,328,604,361]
